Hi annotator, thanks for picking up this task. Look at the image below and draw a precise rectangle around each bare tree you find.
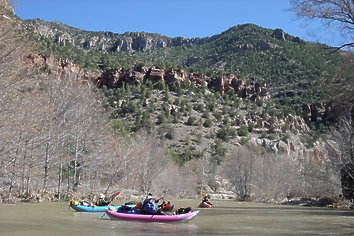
[331,108,354,164]
[330,107,354,199]
[219,145,341,202]
[100,137,136,195]
[129,131,167,195]
[219,147,254,199]
[289,0,354,49]
[156,161,197,198]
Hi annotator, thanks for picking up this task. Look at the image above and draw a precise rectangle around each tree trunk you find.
[43,141,50,192]
[57,164,62,199]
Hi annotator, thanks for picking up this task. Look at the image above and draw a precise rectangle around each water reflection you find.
[107,220,198,236]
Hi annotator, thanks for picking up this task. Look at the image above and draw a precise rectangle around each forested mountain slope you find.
[1,0,353,206]
[25,19,344,117]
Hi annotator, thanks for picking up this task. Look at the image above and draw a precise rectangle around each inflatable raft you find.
[105,209,199,223]
[198,202,213,208]
[69,201,135,212]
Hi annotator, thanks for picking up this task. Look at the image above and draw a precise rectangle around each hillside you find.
[1,0,353,205]
[25,19,343,117]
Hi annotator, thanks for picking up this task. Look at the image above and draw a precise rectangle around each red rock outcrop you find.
[97,69,124,88]
[164,69,186,84]
[26,54,99,86]
[27,54,270,103]
[189,72,208,87]
[146,66,164,83]
[121,70,145,85]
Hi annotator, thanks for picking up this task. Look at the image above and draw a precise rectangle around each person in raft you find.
[202,195,213,206]
[142,193,164,215]
[95,193,110,206]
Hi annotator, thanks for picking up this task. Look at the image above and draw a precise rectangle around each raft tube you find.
[105,209,199,223]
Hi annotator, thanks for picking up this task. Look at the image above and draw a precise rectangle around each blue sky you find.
[14,0,341,46]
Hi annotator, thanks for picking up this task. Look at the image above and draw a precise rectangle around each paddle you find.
[107,191,121,205]
[99,191,121,219]
[149,203,167,220]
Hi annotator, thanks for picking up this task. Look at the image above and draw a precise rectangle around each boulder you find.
[277,140,291,155]
[27,54,45,67]
[164,69,186,84]
[272,28,288,41]
[284,114,309,132]
[122,70,144,85]
[146,66,164,83]
[214,73,237,94]
[98,69,124,88]
[189,72,208,87]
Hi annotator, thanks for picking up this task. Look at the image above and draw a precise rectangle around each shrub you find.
[216,125,237,141]
[186,116,197,126]
[154,80,165,90]
[222,117,230,126]
[173,97,181,106]
[156,114,166,125]
[212,139,227,164]
[165,125,176,140]
[203,118,213,128]
[239,137,250,146]
[202,111,210,119]
[213,112,223,121]
[238,124,249,136]
[248,123,255,132]
[194,103,205,112]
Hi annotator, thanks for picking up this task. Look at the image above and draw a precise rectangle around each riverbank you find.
[1,190,353,210]
[281,196,353,209]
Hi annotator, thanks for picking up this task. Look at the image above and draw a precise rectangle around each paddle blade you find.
[112,191,121,200]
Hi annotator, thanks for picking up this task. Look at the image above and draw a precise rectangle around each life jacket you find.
[70,200,80,205]
[142,201,158,214]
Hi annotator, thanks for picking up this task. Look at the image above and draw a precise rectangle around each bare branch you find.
[289,0,354,49]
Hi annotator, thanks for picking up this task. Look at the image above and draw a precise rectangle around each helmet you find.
[99,193,105,199]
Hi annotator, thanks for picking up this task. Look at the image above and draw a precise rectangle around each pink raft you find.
[198,202,213,208]
[105,209,199,223]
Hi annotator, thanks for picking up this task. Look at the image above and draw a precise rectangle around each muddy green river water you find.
[1,199,354,235]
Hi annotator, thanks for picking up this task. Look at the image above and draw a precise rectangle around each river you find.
[1,199,354,235]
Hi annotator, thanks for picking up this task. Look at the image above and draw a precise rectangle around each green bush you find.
[186,116,197,126]
[211,139,227,164]
[202,111,210,119]
[238,124,249,136]
[203,118,213,128]
[165,125,176,140]
[154,80,165,90]
[156,114,166,125]
[239,137,250,146]
[194,103,205,112]
[213,112,223,121]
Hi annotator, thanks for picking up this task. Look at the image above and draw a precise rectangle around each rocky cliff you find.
[25,19,208,52]
[0,0,14,15]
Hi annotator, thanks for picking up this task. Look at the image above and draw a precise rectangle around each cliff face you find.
[25,19,208,52]
[0,0,14,15]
